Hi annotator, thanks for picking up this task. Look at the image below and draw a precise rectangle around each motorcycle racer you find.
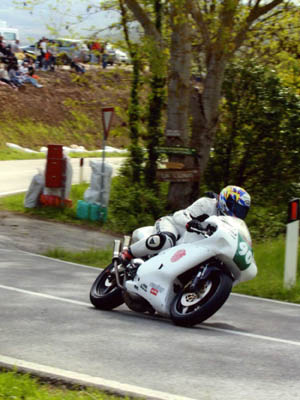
[121,185,251,264]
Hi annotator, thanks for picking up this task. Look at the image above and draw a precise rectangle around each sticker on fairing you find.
[233,234,253,271]
[171,249,186,262]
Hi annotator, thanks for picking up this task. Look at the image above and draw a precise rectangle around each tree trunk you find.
[165,17,193,210]
[167,50,226,210]
[144,0,165,192]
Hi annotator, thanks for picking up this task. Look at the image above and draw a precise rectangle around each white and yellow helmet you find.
[217,186,251,220]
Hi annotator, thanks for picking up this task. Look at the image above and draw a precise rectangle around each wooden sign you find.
[156,168,200,182]
[165,162,184,169]
[166,129,181,137]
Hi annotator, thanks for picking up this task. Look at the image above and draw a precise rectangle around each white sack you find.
[24,172,45,208]
[84,161,113,206]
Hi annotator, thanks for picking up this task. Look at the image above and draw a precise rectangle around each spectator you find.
[102,52,108,69]
[47,40,57,71]
[70,44,85,74]
[70,60,85,74]
[19,61,43,88]
[90,40,102,63]
[35,40,43,69]
[0,63,18,90]
[11,39,21,54]
[7,62,23,87]
[0,36,7,57]
[36,37,48,70]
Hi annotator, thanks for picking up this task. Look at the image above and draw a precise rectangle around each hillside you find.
[0,66,132,151]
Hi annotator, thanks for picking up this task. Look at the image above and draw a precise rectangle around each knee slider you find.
[146,232,176,251]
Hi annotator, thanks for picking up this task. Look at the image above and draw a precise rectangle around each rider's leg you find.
[121,217,178,264]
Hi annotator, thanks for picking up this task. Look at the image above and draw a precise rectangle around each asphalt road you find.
[0,248,300,400]
[0,157,125,197]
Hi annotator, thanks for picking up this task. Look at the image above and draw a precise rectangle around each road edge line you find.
[0,354,196,400]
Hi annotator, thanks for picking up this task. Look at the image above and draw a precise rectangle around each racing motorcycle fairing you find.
[124,215,256,316]
[124,241,215,316]
[90,215,257,325]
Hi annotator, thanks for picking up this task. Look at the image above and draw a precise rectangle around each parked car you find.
[21,38,90,64]
[104,44,130,65]
[55,38,90,63]
[20,44,36,55]
[115,49,130,64]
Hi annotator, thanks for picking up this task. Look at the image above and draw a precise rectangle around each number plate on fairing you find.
[233,233,253,271]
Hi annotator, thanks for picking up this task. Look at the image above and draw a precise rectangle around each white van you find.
[0,21,19,45]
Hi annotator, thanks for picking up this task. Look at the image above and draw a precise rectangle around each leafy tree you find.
[19,0,294,212]
[204,60,300,207]
[236,3,300,92]
[118,0,145,183]
[125,0,289,209]
[144,0,166,192]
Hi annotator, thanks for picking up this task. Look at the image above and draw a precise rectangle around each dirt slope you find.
[0,66,132,150]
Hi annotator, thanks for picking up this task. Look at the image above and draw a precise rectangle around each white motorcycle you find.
[90,215,257,327]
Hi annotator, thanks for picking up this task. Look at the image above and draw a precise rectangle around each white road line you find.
[0,354,196,400]
[0,249,106,271]
[232,292,300,308]
[0,283,300,347]
[201,325,300,347]
[0,284,89,307]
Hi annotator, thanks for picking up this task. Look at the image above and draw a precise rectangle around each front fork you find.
[190,263,224,292]
[112,236,131,290]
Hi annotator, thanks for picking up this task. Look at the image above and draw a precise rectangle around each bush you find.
[246,204,286,241]
[108,176,167,233]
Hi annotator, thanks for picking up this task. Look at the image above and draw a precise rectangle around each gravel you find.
[0,211,118,254]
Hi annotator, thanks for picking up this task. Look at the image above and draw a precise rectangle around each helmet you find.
[217,186,251,220]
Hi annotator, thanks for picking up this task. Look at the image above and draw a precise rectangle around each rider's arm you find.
[172,197,216,229]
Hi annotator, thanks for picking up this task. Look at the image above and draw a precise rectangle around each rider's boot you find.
[119,248,134,266]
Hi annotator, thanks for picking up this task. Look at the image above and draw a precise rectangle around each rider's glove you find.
[186,219,203,233]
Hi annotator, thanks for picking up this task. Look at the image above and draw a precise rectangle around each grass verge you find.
[0,370,135,400]
[0,184,104,228]
[0,148,128,161]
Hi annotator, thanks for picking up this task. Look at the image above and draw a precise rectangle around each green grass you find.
[0,370,135,400]
[0,184,107,228]
[0,148,46,160]
[0,189,83,224]
[68,151,128,159]
[0,148,127,161]
[45,247,113,269]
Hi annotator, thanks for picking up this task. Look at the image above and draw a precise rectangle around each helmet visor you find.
[227,197,249,219]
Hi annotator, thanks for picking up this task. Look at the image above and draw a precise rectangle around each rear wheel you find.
[90,263,124,310]
[170,271,232,327]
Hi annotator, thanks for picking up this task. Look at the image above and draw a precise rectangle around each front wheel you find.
[170,271,232,327]
[90,263,124,310]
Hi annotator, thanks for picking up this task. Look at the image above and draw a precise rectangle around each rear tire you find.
[170,271,232,327]
[90,263,124,310]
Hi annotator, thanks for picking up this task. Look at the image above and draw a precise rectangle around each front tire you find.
[90,263,124,310]
[170,271,232,327]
